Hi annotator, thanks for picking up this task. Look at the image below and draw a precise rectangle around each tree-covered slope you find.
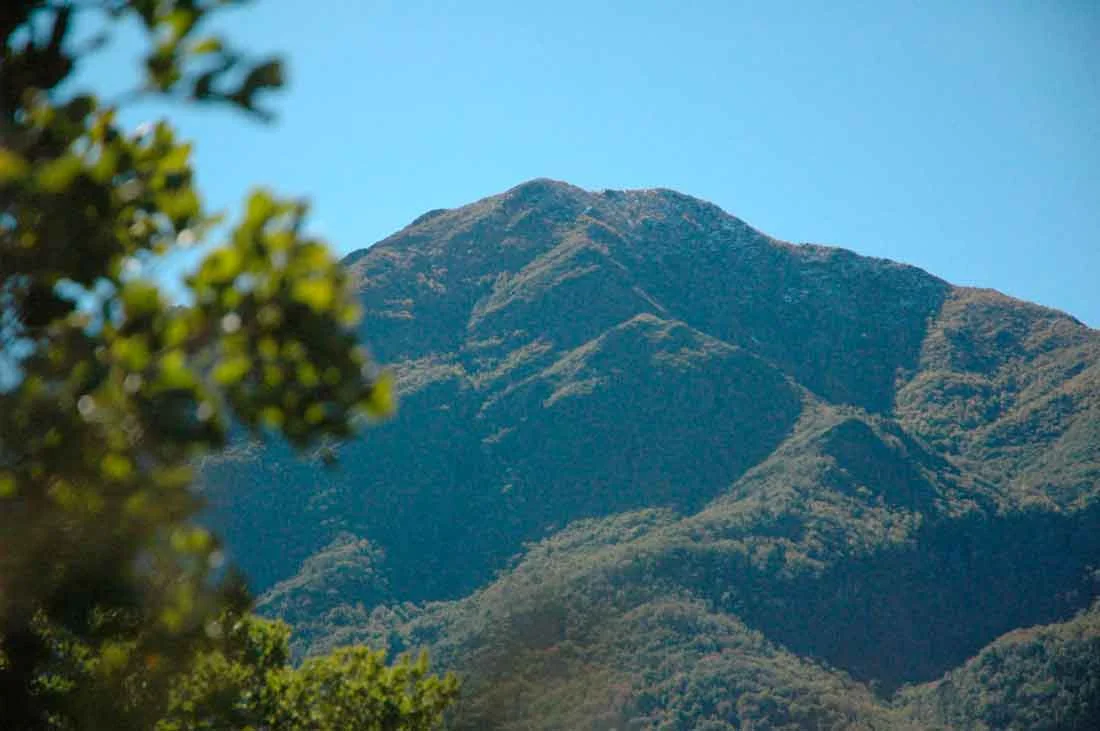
[200,179,1100,728]
[901,605,1100,731]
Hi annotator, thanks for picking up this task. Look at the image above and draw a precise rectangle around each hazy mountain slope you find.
[271,510,922,730]
[897,287,1100,508]
[263,406,1100,727]
[901,605,1100,730]
[271,490,1098,729]
[199,179,1100,728]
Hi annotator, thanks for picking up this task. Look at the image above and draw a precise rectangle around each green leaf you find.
[364,371,397,419]
[0,149,29,182]
[158,349,195,388]
[198,247,242,284]
[190,37,224,55]
[164,8,198,41]
[35,155,83,192]
[101,453,134,481]
[214,355,252,386]
[158,187,201,228]
[121,281,162,317]
[291,278,334,313]
[244,189,278,227]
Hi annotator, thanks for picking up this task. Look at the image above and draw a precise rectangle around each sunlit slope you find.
[201,179,1100,729]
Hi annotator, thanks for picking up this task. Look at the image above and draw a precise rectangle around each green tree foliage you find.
[158,614,456,731]
[0,1,455,728]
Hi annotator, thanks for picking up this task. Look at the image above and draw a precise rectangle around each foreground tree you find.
[157,615,455,731]
[0,1,456,728]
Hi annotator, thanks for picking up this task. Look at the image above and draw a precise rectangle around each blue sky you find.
[79,0,1099,325]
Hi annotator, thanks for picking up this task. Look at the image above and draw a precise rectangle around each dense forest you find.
[205,179,1100,728]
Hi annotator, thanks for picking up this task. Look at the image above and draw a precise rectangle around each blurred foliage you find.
[0,1,453,728]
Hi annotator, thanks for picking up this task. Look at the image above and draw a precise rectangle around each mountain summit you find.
[203,180,1100,729]
[346,178,949,413]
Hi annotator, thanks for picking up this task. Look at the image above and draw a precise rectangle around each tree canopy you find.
[0,1,456,728]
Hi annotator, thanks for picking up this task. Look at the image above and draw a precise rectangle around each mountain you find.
[200,179,1100,729]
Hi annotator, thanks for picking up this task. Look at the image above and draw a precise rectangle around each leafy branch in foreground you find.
[0,1,454,728]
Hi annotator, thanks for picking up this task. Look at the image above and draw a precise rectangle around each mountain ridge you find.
[202,178,1100,729]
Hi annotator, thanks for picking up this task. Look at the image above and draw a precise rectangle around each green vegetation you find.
[902,604,1100,730]
[8,1,1093,727]
[211,179,1100,728]
[158,615,454,731]
[0,1,454,728]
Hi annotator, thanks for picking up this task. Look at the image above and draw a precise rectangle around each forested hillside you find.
[201,179,1100,729]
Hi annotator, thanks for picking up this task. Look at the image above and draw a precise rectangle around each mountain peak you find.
[208,180,1100,729]
[498,179,724,220]
[502,177,589,201]
[342,180,1091,417]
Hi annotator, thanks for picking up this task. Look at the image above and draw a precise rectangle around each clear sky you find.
[78,0,1099,325]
